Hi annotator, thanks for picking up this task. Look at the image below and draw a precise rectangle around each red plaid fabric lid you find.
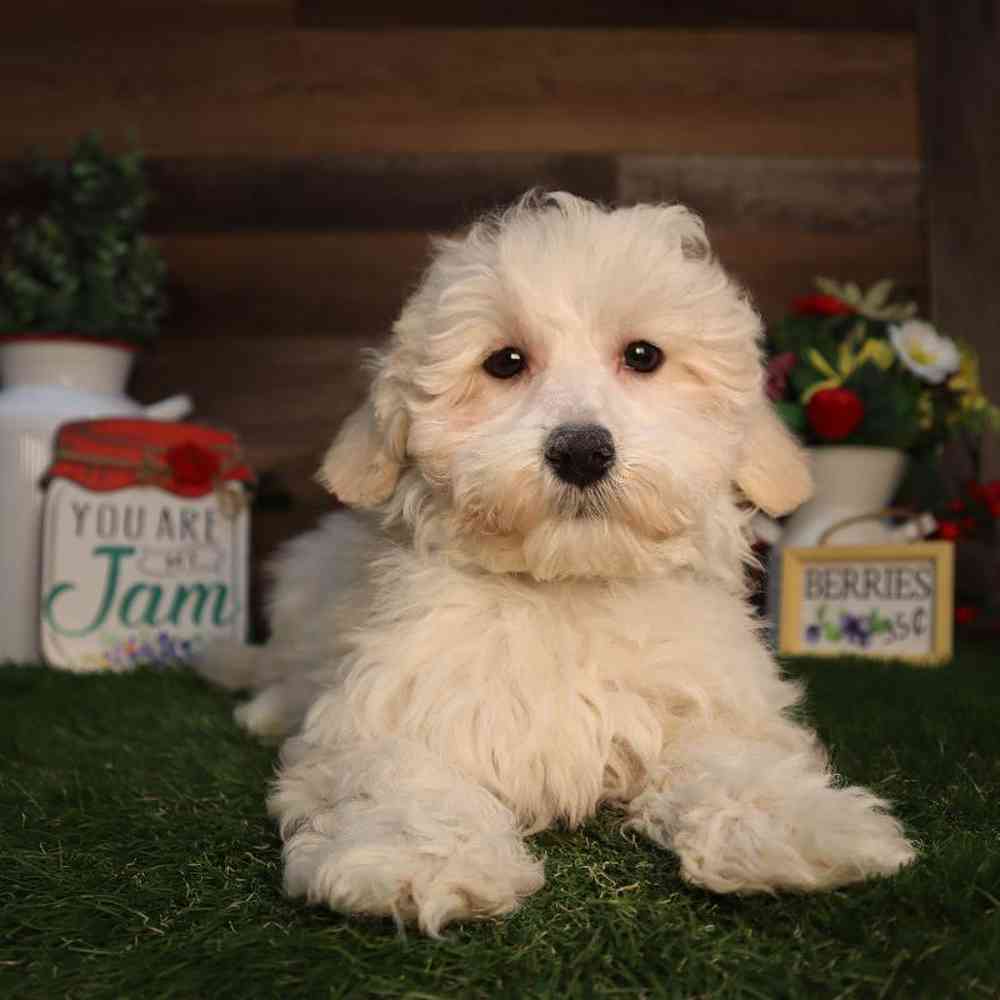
[45,418,255,498]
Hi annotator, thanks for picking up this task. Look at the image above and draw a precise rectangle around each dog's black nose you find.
[544,424,616,488]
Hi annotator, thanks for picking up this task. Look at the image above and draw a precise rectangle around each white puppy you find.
[202,192,915,936]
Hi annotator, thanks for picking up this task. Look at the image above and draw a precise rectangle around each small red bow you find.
[165,441,222,487]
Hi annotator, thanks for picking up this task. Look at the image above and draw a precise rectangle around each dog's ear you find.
[317,365,408,508]
[735,403,813,516]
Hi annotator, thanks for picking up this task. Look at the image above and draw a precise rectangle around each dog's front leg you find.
[268,735,545,936]
[624,725,915,894]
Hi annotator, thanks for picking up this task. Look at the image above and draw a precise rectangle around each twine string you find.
[817,506,918,546]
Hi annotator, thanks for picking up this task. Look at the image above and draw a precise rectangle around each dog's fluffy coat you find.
[202,193,915,935]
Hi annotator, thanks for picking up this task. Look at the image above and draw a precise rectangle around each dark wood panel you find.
[5,1,295,36]
[712,226,926,325]
[2,0,918,37]
[919,0,1000,476]
[0,29,918,158]
[156,231,433,336]
[151,215,924,346]
[299,0,917,31]
[144,154,915,234]
[2,153,921,235]
[143,155,617,232]
[620,156,921,234]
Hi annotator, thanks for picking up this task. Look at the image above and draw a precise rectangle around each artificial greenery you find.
[766,278,999,455]
[3,650,1000,999]
[0,133,166,344]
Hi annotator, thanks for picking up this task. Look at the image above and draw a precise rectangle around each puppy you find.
[201,192,915,936]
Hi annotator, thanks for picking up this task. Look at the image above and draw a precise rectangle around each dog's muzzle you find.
[544,424,616,488]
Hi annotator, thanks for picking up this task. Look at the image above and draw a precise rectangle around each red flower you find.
[792,294,854,316]
[165,441,222,488]
[806,387,864,441]
[955,605,979,625]
[936,520,961,541]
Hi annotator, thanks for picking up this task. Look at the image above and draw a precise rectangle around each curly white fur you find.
[200,192,915,936]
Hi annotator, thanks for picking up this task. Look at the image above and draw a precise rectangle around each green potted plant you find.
[0,131,167,356]
[764,277,999,547]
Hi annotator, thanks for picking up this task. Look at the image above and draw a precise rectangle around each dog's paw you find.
[232,680,322,742]
[282,828,544,936]
[630,777,915,894]
[233,687,295,742]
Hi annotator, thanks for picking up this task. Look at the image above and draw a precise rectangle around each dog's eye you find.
[483,347,527,379]
[623,341,663,373]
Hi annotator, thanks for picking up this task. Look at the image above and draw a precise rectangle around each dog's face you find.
[321,193,811,581]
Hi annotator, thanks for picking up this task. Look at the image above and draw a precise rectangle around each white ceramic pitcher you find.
[0,337,192,663]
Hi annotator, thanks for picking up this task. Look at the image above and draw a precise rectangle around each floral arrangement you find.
[765,278,999,453]
[0,133,167,344]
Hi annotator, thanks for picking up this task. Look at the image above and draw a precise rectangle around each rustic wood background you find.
[8,1,993,630]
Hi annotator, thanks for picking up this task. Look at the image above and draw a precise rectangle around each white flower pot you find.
[0,337,192,663]
[781,446,909,548]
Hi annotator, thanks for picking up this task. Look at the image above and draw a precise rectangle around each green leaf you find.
[775,400,807,434]
[844,362,921,449]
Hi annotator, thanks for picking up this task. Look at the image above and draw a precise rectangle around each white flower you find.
[889,320,961,384]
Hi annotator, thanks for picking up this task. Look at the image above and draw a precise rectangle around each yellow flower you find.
[801,330,896,403]
[948,346,982,395]
[962,393,988,412]
[855,338,895,371]
[918,392,934,430]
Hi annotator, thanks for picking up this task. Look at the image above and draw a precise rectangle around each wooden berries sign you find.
[777,541,954,664]
[40,419,254,671]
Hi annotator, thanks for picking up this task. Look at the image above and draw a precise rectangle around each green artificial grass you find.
[3,645,1000,1000]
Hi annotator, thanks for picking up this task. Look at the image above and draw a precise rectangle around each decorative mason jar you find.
[39,417,253,671]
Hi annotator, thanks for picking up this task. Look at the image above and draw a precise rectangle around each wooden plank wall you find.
[2,2,923,626]
[919,0,1000,481]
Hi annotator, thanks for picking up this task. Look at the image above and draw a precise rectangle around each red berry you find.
[806,387,865,441]
[937,520,961,541]
[955,606,979,625]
